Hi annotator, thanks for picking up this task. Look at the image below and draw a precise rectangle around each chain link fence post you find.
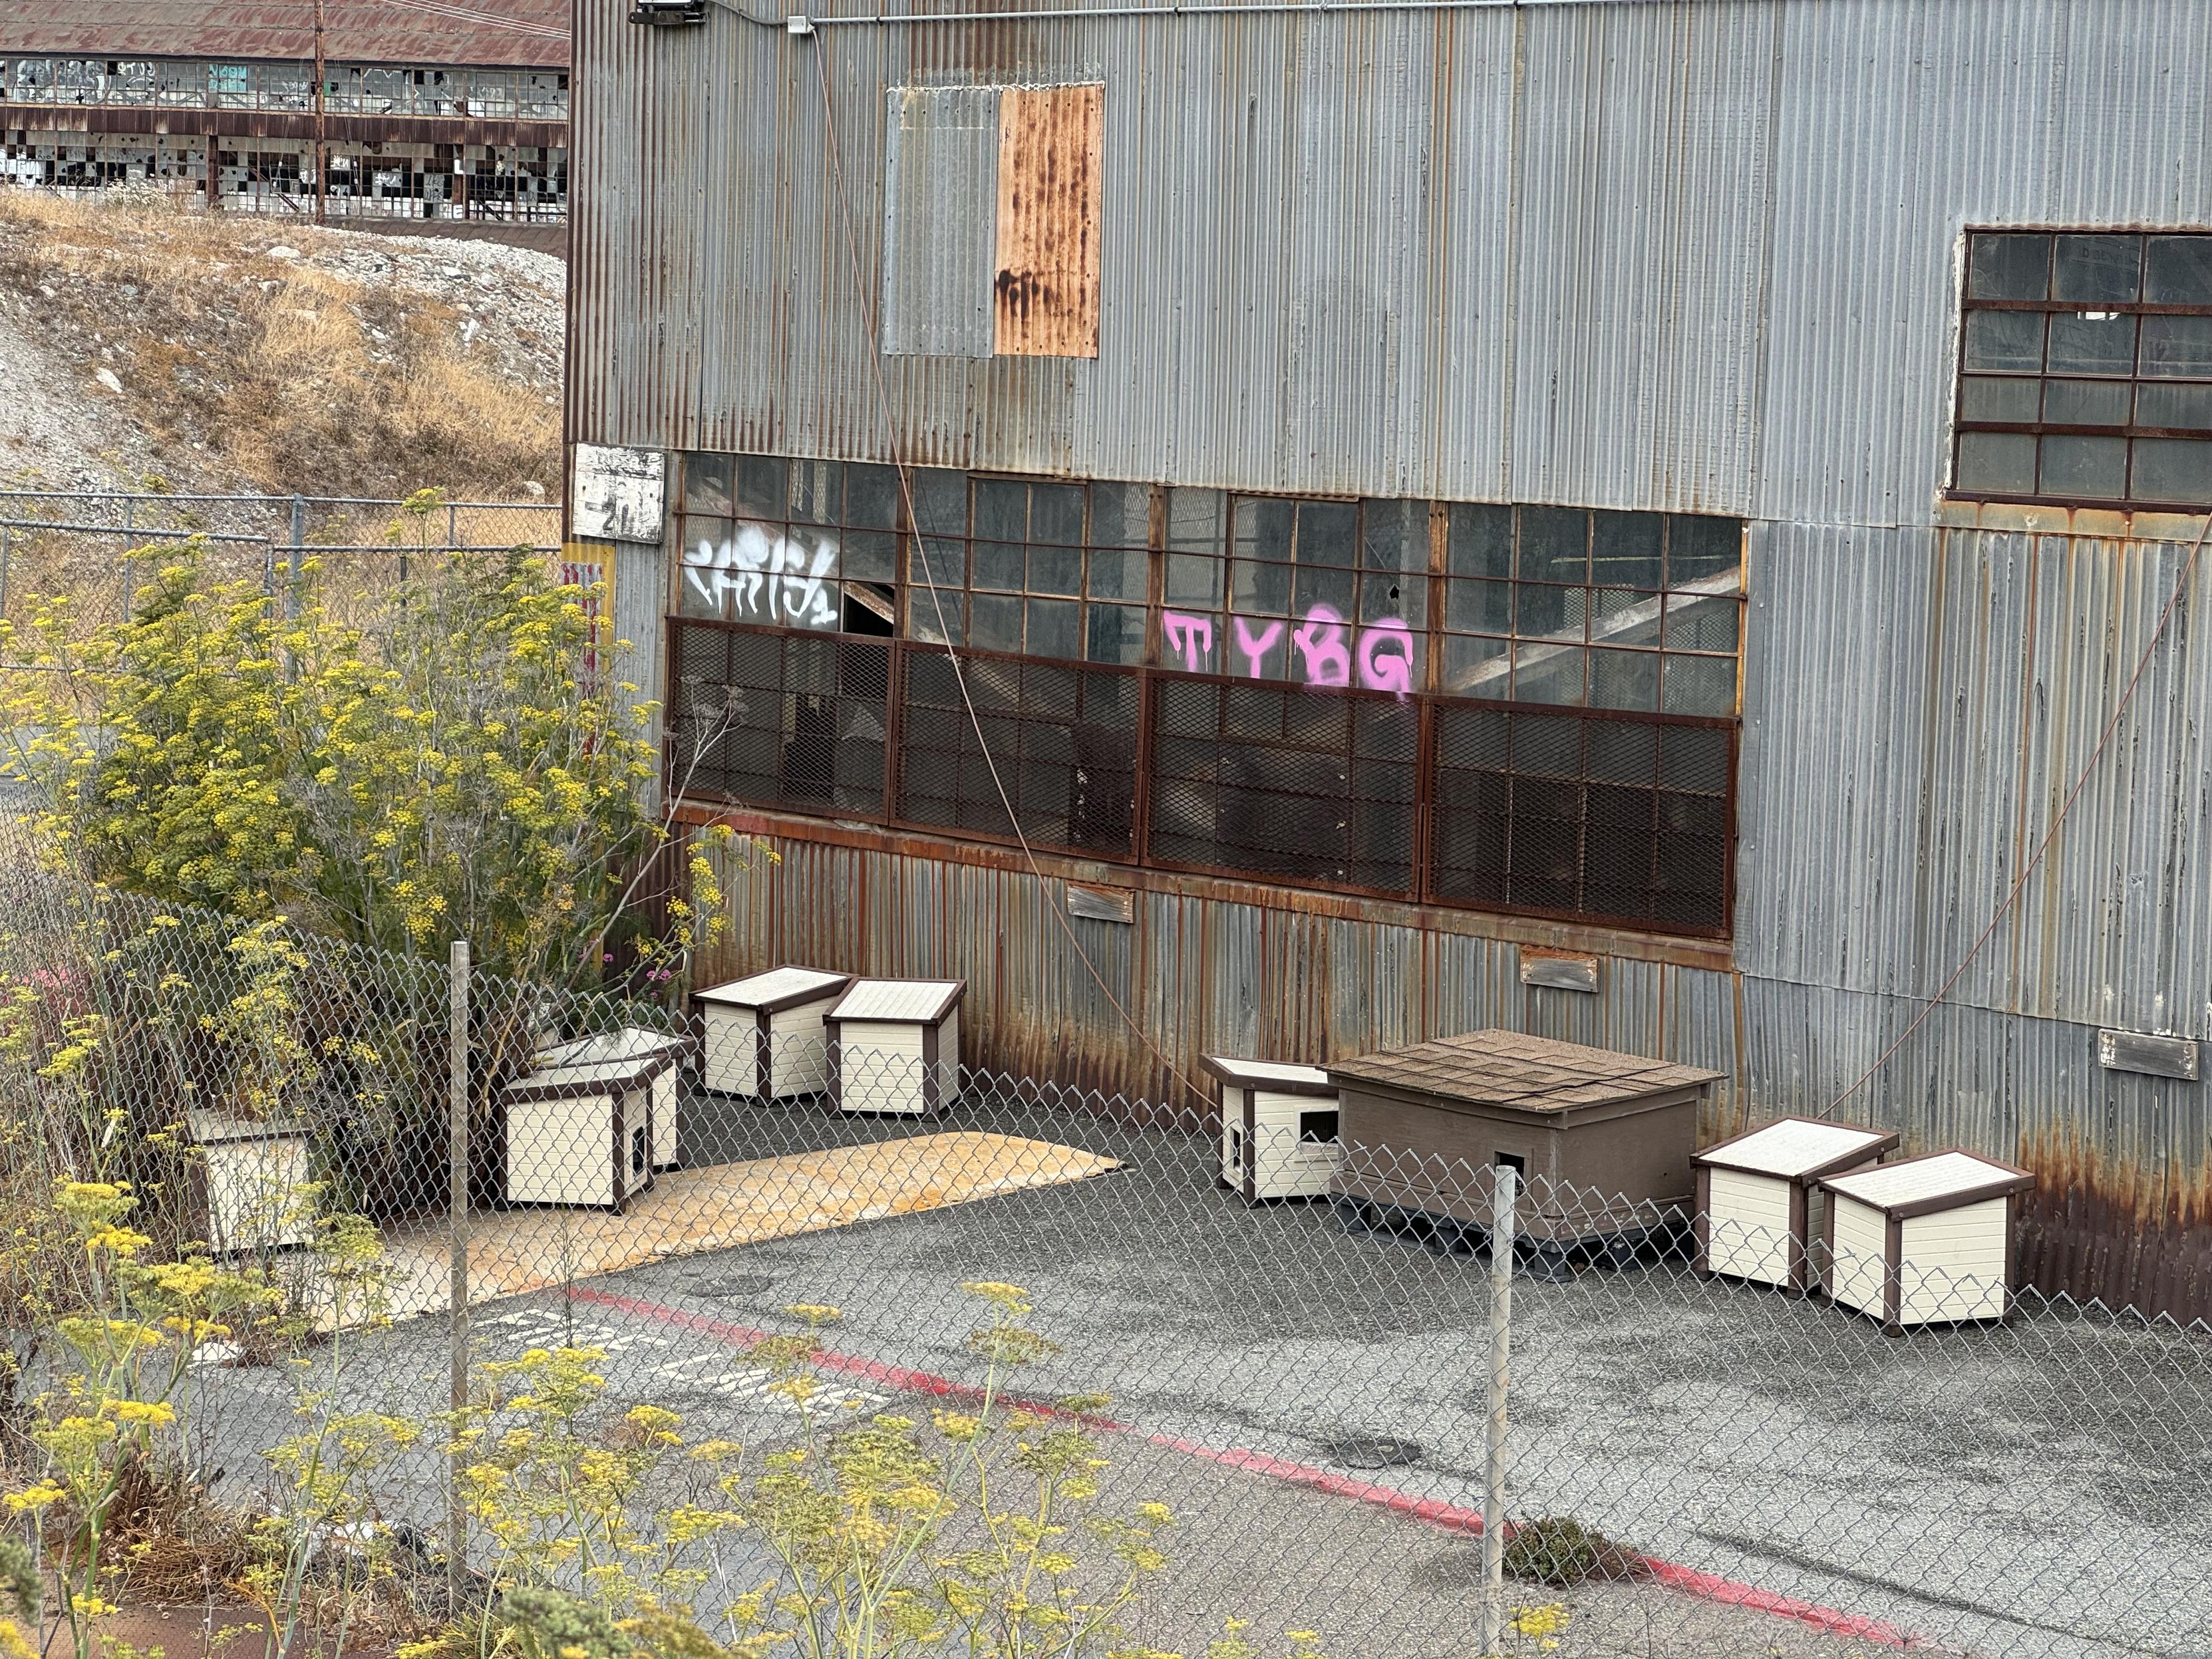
[446,937,472,1615]
[1479,1163,1517,1658]
[287,494,306,623]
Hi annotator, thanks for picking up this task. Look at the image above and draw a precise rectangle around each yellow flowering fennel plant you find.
[5,1181,276,1659]
[414,1284,1328,1659]
[0,541,734,996]
[234,1211,419,1659]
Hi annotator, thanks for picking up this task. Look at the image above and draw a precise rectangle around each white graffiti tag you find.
[686,525,841,629]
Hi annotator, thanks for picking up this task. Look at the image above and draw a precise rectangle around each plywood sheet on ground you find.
[349,1133,1118,1327]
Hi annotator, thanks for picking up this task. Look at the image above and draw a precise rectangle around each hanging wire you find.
[805,35,1217,1116]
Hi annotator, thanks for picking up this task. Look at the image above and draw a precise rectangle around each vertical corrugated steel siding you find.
[703,831,1748,1126]
[572,0,2212,516]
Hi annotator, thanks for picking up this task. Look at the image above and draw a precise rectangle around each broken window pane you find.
[2146,235,2212,304]
[2052,234,2141,303]
[1969,232,2050,300]
[1963,309,2044,373]
[2038,434,2128,499]
[1961,375,2041,422]
[1955,432,2037,494]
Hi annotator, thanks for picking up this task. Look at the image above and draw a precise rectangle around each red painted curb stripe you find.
[563,1286,1917,1648]
[565,1286,1122,1425]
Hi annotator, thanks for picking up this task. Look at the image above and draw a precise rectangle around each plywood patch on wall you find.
[993,83,1104,359]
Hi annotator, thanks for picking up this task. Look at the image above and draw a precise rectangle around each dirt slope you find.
[0,188,564,501]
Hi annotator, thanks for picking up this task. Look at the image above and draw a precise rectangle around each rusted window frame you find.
[1947,226,2212,513]
[665,454,1745,941]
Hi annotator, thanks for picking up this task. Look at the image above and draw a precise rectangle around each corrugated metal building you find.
[564,0,2212,1317]
[0,0,569,222]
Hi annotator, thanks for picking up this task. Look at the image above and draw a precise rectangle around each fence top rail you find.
[0,492,560,512]
[0,524,570,554]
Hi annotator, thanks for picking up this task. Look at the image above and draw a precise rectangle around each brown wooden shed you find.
[1325,1030,1723,1272]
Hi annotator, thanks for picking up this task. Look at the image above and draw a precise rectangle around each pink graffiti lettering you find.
[1355,618,1416,698]
[1231,615,1285,679]
[1291,605,1352,686]
[1161,609,1215,672]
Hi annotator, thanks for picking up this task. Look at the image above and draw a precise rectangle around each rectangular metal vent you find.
[2097,1029,2201,1081]
[1521,952,1600,994]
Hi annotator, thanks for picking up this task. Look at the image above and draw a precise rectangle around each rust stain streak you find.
[992,82,1103,361]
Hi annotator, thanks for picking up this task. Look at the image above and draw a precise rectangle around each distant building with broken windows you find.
[0,0,569,224]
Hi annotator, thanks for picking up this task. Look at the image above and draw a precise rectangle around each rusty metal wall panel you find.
[991,82,1103,358]
[1505,1,1777,516]
[0,0,568,67]
[1736,517,2212,1035]
[882,84,998,359]
[572,0,2212,517]
[1754,0,2212,528]
[697,823,2211,1314]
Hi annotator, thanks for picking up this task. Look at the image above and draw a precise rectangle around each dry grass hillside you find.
[0,188,563,500]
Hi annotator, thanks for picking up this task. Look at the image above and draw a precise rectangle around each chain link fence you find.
[3,865,2208,1659]
[0,490,566,653]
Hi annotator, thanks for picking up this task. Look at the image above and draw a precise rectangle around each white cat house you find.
[1203,1055,1341,1201]
[1693,1116,1898,1292]
[824,979,965,1116]
[1819,1150,2035,1329]
[695,967,853,1099]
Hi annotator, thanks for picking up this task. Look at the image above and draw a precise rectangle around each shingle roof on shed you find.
[1327,1028,1722,1112]
[0,1,569,70]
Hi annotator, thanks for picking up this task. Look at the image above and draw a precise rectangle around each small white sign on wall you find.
[571,444,667,543]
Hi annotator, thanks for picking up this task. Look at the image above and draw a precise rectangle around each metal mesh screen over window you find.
[1432,704,1734,933]
[1150,679,1418,895]
[897,650,1140,857]
[670,621,889,816]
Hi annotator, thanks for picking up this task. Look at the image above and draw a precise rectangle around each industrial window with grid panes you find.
[668,453,1746,938]
[1953,229,2212,510]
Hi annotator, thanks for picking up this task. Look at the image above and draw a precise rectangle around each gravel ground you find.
[0,192,561,494]
[188,1089,2212,1659]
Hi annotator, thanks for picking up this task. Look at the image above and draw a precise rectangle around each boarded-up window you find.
[881,82,1103,361]
[993,84,1103,359]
